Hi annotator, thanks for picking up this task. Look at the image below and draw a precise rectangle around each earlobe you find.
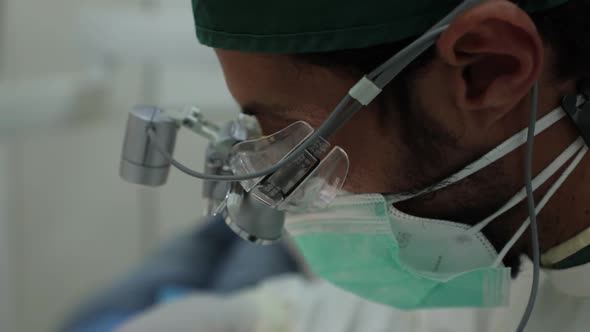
[436,1,544,124]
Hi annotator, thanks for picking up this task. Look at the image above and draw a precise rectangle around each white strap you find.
[470,137,585,235]
[494,145,588,266]
[390,106,568,203]
[542,225,590,266]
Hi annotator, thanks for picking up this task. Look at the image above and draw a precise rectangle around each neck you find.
[540,149,590,253]
[524,83,590,255]
[517,82,589,254]
[391,83,588,263]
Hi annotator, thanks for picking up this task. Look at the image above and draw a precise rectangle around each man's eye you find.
[241,106,258,116]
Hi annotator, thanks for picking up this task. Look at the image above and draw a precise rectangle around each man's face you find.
[214,50,407,194]
[215,49,517,221]
[212,1,589,272]
[214,48,543,270]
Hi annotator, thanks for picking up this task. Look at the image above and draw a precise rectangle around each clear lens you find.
[229,121,314,191]
[277,147,349,212]
[229,120,349,212]
[231,113,262,141]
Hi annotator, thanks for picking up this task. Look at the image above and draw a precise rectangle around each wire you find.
[147,95,361,181]
[148,2,540,330]
[369,0,483,87]
[370,25,448,88]
[147,1,487,182]
[147,21,443,183]
[516,82,541,332]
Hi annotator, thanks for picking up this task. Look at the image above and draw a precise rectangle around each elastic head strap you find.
[493,145,588,267]
[390,106,567,204]
[470,137,585,236]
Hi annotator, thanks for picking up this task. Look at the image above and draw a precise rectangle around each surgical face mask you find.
[285,104,589,309]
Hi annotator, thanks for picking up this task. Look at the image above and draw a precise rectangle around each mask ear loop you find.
[493,145,589,267]
[467,137,586,237]
[389,107,567,203]
[433,138,583,273]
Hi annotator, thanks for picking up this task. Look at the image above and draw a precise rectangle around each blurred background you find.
[0,0,238,331]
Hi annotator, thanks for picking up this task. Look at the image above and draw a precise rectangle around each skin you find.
[214,0,589,266]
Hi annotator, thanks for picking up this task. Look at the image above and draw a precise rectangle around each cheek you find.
[329,110,404,193]
[255,105,331,136]
[414,61,468,142]
[256,116,297,136]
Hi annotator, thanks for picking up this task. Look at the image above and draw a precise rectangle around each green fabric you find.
[192,0,570,54]
[293,232,511,309]
[285,194,512,310]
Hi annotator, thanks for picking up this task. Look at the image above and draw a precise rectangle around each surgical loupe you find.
[119,1,544,330]
[120,105,349,244]
[119,0,460,243]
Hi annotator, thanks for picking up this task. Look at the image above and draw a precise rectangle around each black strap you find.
[561,83,590,147]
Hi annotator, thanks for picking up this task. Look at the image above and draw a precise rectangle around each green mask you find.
[285,105,587,309]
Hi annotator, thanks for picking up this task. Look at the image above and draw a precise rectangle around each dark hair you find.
[297,0,590,84]
[530,0,590,82]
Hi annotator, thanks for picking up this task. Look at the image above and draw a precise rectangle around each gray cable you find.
[148,2,540,330]
[147,22,442,182]
[516,82,541,332]
[369,0,484,86]
[370,25,448,88]
[147,95,360,181]
[146,0,484,183]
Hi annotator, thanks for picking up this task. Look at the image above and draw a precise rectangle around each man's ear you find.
[437,0,544,127]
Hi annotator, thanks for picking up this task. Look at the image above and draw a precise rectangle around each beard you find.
[382,76,528,275]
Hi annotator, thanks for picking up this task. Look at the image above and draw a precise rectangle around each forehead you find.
[213,49,362,133]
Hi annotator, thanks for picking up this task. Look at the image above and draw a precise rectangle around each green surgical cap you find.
[193,0,569,54]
